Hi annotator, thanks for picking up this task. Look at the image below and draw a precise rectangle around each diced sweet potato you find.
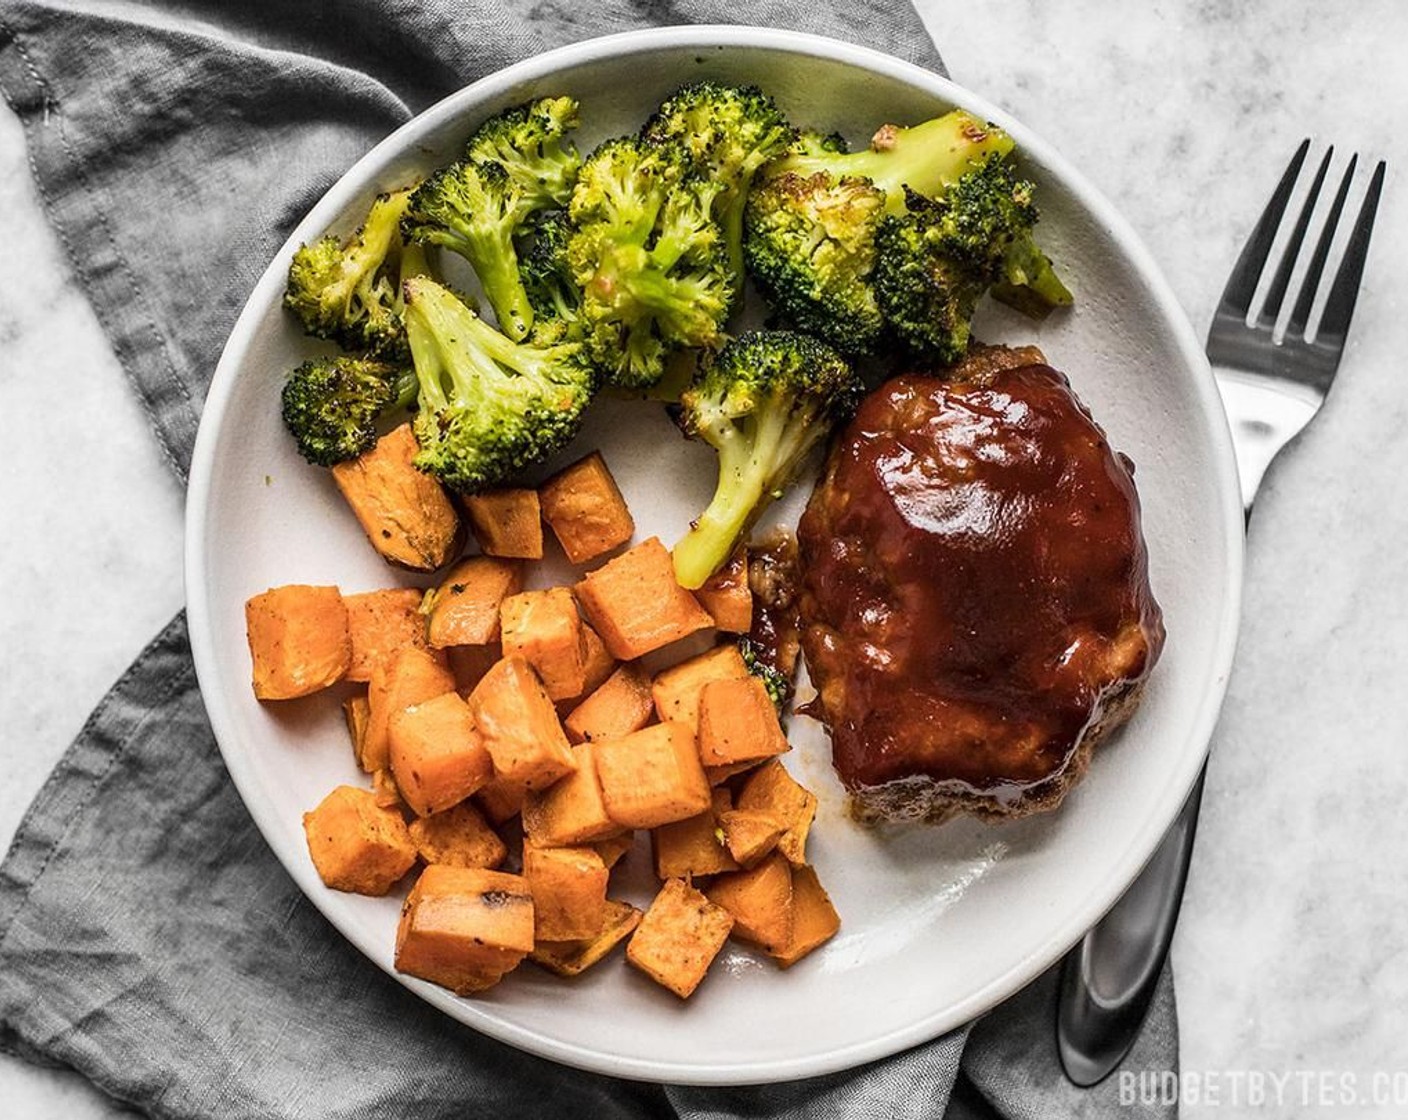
[500,587,587,701]
[574,538,713,660]
[466,656,576,791]
[697,676,790,767]
[538,451,635,564]
[426,557,524,648]
[303,785,416,896]
[331,423,459,571]
[592,832,635,870]
[627,878,734,999]
[596,722,711,830]
[524,845,609,942]
[344,588,429,682]
[363,647,456,773]
[465,488,543,559]
[389,691,494,816]
[736,760,818,867]
[652,789,738,880]
[773,865,841,968]
[343,694,370,761]
[395,865,534,995]
[564,665,655,745]
[474,775,528,825]
[245,585,351,700]
[705,761,758,786]
[530,899,642,977]
[521,742,623,847]
[718,808,788,868]
[651,645,749,733]
[371,767,408,812]
[578,624,617,697]
[693,549,752,633]
[706,852,795,954]
[408,802,507,870]
[448,642,501,694]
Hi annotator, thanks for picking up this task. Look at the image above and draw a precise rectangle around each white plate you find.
[185,26,1243,1085]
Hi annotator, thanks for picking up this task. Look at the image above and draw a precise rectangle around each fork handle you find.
[1210,368,1322,508]
[1056,765,1206,1085]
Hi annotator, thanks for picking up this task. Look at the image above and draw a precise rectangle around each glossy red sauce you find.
[797,364,1164,805]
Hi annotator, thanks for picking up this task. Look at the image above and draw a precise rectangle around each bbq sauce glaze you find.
[797,363,1165,813]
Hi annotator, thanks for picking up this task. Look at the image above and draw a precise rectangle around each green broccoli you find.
[567,138,734,389]
[738,635,792,711]
[671,330,862,589]
[465,95,582,213]
[284,187,416,356]
[641,82,794,287]
[519,209,581,345]
[279,355,416,467]
[401,275,594,493]
[873,159,1065,361]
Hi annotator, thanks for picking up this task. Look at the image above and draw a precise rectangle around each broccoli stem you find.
[992,235,1074,318]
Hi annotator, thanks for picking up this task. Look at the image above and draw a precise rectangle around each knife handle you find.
[1056,763,1206,1086]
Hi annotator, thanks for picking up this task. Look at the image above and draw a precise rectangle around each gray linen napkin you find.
[0,2,1177,1116]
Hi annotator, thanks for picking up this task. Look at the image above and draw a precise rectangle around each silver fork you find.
[1056,140,1387,1087]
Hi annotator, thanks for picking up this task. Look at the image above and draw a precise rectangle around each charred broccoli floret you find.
[279,355,416,467]
[519,209,581,345]
[465,95,582,213]
[874,158,1061,360]
[284,187,416,356]
[671,330,862,588]
[402,275,593,492]
[641,82,794,287]
[738,635,791,710]
[567,138,733,389]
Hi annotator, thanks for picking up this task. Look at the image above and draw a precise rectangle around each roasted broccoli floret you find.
[519,209,582,345]
[402,275,593,492]
[641,82,794,287]
[738,635,791,711]
[465,95,582,213]
[284,187,416,356]
[671,330,862,589]
[567,138,734,389]
[279,355,416,467]
[874,159,1055,361]
[402,98,582,343]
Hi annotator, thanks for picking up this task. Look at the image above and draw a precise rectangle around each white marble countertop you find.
[2,1,1405,1115]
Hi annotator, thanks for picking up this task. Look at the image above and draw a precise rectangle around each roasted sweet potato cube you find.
[363,647,456,773]
[303,785,416,896]
[693,549,752,634]
[718,808,787,868]
[651,645,750,733]
[706,852,795,954]
[596,723,711,829]
[448,642,501,694]
[521,742,623,847]
[474,775,528,825]
[530,898,642,977]
[245,585,351,700]
[466,656,576,790]
[564,664,655,745]
[627,878,734,999]
[524,845,609,941]
[578,625,617,697]
[465,488,543,559]
[773,865,841,968]
[697,676,790,767]
[736,760,818,867]
[427,557,524,648]
[592,832,635,870]
[652,798,738,880]
[538,451,635,564]
[574,538,713,660]
[389,691,494,816]
[343,693,370,761]
[332,423,459,571]
[500,588,588,701]
[395,866,534,995]
[371,767,407,812]
[408,802,507,870]
[705,761,758,786]
[343,588,429,682]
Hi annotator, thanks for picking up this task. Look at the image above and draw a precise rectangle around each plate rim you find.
[184,23,1245,1085]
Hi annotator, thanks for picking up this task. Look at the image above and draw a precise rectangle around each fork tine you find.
[1214,138,1309,319]
[1287,154,1358,338]
[1313,159,1386,353]
[1257,147,1332,328]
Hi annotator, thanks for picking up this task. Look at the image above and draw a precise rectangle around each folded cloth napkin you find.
[0,2,1178,1116]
